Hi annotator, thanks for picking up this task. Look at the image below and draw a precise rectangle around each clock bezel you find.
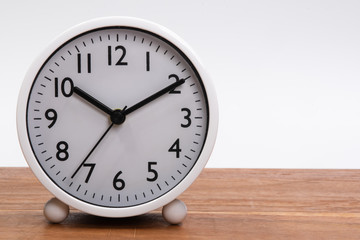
[17,17,218,217]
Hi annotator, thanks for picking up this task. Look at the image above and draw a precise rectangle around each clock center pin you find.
[110,109,126,125]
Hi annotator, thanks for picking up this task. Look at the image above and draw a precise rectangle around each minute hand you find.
[123,78,185,115]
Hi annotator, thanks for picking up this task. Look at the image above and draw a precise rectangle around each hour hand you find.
[74,86,113,115]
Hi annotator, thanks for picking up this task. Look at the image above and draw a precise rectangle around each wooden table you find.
[1,168,360,239]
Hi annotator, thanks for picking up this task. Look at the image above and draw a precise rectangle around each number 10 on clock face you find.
[26,27,209,208]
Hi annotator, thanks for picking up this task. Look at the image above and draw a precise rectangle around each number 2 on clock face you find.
[26,27,209,208]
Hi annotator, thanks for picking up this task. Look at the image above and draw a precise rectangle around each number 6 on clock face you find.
[17,17,218,218]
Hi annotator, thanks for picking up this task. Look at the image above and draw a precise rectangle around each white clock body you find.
[17,17,218,217]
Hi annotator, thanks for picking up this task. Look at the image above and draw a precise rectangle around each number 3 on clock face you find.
[17,17,218,217]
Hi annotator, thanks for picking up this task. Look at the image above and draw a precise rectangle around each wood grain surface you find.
[1,168,360,239]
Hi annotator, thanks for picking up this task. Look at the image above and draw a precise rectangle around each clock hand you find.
[74,86,113,115]
[123,78,185,116]
[71,123,114,179]
[74,86,126,125]
[74,79,184,126]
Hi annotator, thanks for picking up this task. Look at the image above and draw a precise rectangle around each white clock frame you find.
[17,17,218,223]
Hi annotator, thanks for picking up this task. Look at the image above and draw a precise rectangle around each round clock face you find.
[25,26,209,208]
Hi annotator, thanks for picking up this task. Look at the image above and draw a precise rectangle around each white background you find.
[1,0,360,168]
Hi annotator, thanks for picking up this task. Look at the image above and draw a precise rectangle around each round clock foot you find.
[162,199,187,225]
[43,197,69,223]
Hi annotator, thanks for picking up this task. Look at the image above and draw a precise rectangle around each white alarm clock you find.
[17,17,218,224]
